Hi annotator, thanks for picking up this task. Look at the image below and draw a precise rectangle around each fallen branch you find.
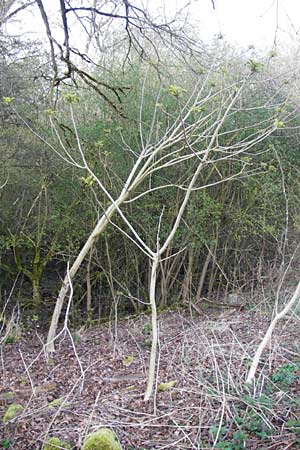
[246,280,300,384]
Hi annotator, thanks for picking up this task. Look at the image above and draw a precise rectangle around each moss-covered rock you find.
[82,428,121,450]
[3,403,23,423]
[44,437,72,450]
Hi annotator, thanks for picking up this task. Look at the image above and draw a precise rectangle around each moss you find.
[3,403,23,423]
[123,355,134,366]
[158,380,177,392]
[48,397,65,408]
[44,437,72,450]
[82,428,121,450]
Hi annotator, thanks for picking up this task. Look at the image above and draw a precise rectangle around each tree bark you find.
[32,280,42,311]
[144,255,159,402]
[46,196,126,352]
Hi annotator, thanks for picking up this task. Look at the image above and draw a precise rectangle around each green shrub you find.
[271,363,300,387]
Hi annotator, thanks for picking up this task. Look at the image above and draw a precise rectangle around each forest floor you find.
[1,305,300,450]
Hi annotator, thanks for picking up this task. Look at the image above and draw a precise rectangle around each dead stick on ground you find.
[246,279,300,384]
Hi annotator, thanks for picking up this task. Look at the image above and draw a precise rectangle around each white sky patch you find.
[4,0,300,51]
[146,0,300,49]
[206,0,300,49]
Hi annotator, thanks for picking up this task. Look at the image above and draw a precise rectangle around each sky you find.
[157,0,300,50]
[202,0,300,48]
[5,0,300,51]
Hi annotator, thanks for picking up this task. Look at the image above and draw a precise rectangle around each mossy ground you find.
[82,429,121,450]
[3,404,23,423]
[44,437,71,450]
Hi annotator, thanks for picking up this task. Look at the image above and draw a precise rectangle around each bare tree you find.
[33,64,281,406]
[0,0,35,27]
[32,0,200,111]
[2,0,296,402]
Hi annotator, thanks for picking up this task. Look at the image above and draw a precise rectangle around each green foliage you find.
[142,339,152,349]
[142,323,152,335]
[63,93,80,103]
[215,432,247,450]
[2,39,300,323]
[242,394,273,408]
[44,109,56,116]
[271,363,300,387]
[209,425,247,449]
[79,175,95,187]
[82,428,121,450]
[1,439,11,449]
[243,413,270,439]
[209,400,275,449]
[168,85,186,97]
[247,59,264,73]
[186,191,222,246]
[287,420,300,434]
[3,335,18,345]
[209,424,228,440]
[274,118,285,128]
[2,97,14,104]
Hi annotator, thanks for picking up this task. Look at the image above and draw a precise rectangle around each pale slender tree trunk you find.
[46,196,126,351]
[144,150,211,401]
[144,255,159,401]
[143,87,246,401]
[246,280,300,384]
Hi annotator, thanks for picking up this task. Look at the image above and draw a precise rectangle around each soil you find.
[1,307,300,449]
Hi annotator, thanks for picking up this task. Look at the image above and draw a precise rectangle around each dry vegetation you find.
[1,296,300,449]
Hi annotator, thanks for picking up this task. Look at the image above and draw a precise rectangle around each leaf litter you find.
[1,308,300,449]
